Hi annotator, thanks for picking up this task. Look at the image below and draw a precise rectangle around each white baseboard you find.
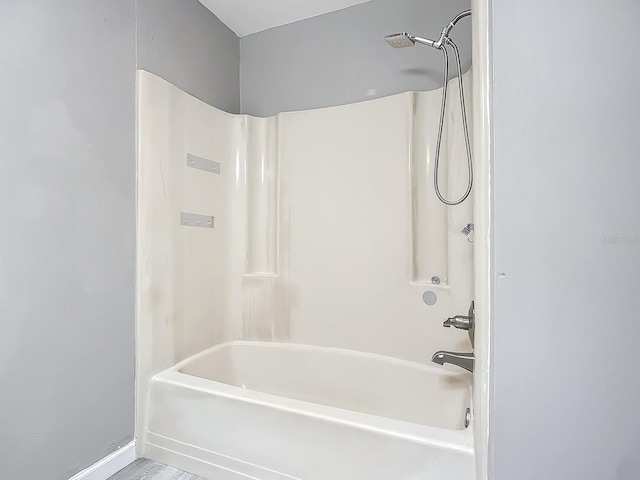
[68,440,136,480]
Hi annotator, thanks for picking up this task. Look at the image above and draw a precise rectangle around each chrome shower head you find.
[385,9,471,51]
[384,33,416,48]
[385,32,437,49]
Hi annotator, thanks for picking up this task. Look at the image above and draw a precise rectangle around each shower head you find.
[385,9,471,51]
[384,32,437,49]
[384,33,416,48]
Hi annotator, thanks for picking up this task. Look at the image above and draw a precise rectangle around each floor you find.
[108,459,208,480]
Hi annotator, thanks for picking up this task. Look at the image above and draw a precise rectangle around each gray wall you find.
[0,2,136,479]
[240,0,472,117]
[137,0,241,112]
[0,1,239,479]
[491,1,640,479]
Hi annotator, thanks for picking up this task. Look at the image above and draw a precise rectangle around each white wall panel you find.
[137,70,475,448]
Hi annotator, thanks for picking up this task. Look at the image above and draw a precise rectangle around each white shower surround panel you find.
[136,70,475,477]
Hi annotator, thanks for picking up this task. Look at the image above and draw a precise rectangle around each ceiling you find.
[199,0,373,37]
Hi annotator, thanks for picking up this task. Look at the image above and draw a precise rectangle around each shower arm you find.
[412,9,471,50]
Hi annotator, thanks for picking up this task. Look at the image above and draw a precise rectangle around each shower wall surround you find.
[136,69,474,451]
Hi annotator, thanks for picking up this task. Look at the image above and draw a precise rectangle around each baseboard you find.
[68,440,136,480]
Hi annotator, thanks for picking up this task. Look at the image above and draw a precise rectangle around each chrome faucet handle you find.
[443,315,471,329]
[442,301,475,347]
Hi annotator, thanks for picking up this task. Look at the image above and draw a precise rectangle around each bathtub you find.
[144,342,475,480]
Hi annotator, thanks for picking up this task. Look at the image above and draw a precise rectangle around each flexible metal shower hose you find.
[433,38,473,206]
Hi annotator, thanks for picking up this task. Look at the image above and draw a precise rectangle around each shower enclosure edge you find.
[470,0,493,479]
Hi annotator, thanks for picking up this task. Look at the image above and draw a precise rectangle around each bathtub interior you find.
[136,69,475,452]
[178,341,472,430]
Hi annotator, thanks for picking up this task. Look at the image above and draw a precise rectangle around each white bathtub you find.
[144,342,475,480]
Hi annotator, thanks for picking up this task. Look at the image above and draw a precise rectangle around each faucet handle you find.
[442,301,475,347]
[443,315,471,330]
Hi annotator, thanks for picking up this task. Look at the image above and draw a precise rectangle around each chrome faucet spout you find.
[431,351,474,373]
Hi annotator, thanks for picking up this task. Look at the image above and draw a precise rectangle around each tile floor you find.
[108,458,208,480]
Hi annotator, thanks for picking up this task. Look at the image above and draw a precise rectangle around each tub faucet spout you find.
[431,351,474,373]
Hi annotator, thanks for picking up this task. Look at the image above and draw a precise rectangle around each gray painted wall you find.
[491,1,640,479]
[0,2,136,479]
[0,1,239,478]
[137,0,241,112]
[240,0,472,117]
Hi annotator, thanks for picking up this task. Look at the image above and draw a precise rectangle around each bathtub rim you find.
[152,340,474,454]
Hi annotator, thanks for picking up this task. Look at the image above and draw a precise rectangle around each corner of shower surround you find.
[135,70,247,454]
[242,115,290,343]
[410,72,474,290]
